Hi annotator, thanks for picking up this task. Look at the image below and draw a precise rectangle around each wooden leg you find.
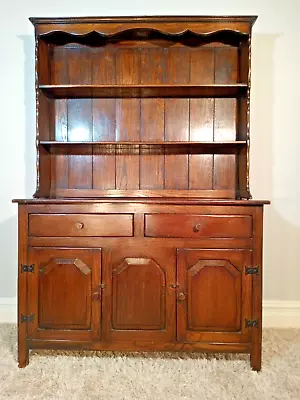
[18,205,30,368]
[18,325,29,368]
[250,207,263,372]
[250,339,262,371]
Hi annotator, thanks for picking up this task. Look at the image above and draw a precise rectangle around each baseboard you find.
[263,300,300,328]
[0,298,300,327]
[0,298,17,324]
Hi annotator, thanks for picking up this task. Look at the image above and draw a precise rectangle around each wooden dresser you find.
[14,16,269,370]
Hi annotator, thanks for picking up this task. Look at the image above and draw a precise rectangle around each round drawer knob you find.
[177,292,186,301]
[92,291,100,301]
[193,223,202,233]
[76,222,84,230]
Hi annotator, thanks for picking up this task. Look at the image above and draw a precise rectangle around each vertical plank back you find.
[115,49,140,189]
[214,47,238,191]
[189,48,214,190]
[92,48,116,189]
[164,47,190,189]
[67,48,93,189]
[140,48,165,189]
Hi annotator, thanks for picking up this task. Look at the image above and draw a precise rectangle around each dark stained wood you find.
[67,48,93,189]
[251,207,264,371]
[13,198,270,205]
[164,47,190,189]
[177,249,252,343]
[53,189,236,198]
[15,16,268,370]
[189,48,214,189]
[29,214,133,237]
[102,246,175,342]
[112,258,166,329]
[41,140,247,147]
[27,248,101,341]
[50,47,68,190]
[115,49,140,189]
[28,338,251,353]
[145,214,252,238]
[39,84,247,98]
[214,47,238,191]
[17,206,29,368]
[92,48,116,189]
[140,48,165,189]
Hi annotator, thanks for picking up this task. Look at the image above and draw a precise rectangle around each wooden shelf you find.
[40,140,247,154]
[39,84,248,99]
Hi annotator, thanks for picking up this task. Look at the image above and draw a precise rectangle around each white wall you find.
[1,1,300,306]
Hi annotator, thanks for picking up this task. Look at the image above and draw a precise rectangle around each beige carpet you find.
[0,325,299,400]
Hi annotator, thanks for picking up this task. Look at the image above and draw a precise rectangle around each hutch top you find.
[30,15,257,200]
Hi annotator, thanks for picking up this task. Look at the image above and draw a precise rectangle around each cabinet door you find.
[102,245,176,342]
[27,248,101,341]
[177,249,252,343]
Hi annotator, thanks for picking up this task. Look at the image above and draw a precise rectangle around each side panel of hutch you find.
[14,16,269,370]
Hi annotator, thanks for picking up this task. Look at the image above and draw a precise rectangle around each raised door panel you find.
[27,248,101,341]
[102,245,175,342]
[112,258,166,330]
[177,249,252,343]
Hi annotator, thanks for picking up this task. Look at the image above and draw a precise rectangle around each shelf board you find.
[40,140,247,155]
[39,84,248,99]
[40,141,247,146]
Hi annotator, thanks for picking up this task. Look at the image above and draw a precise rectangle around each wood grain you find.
[92,48,116,189]
[50,47,68,189]
[29,214,133,237]
[214,47,238,192]
[67,47,93,189]
[189,48,214,189]
[177,248,252,343]
[165,47,189,189]
[140,48,165,189]
[145,214,252,238]
[27,248,101,341]
[116,49,140,189]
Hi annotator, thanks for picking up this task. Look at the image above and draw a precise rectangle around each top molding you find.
[29,16,257,38]
[29,15,258,25]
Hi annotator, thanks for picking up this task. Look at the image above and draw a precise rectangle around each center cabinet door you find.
[177,249,252,343]
[102,246,176,342]
[27,247,101,341]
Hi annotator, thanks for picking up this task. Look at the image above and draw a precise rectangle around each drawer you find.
[29,214,133,237]
[144,214,252,238]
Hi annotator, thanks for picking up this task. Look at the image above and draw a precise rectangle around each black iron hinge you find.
[245,266,259,275]
[21,314,35,323]
[245,319,259,328]
[21,264,35,273]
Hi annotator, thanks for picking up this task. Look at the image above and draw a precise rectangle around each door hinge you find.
[21,314,35,323]
[245,319,259,328]
[245,266,259,275]
[21,264,35,273]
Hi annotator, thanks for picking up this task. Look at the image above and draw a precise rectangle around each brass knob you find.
[193,223,201,233]
[177,292,186,301]
[92,291,100,301]
[76,222,84,230]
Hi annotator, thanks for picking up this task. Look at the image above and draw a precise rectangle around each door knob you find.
[76,222,84,230]
[177,292,186,301]
[92,291,100,301]
[193,223,202,233]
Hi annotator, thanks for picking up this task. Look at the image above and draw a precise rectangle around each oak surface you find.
[14,16,268,371]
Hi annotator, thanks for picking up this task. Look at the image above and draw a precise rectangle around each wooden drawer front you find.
[145,214,252,238]
[29,214,133,237]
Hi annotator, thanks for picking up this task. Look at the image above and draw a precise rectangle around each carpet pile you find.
[0,325,299,399]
